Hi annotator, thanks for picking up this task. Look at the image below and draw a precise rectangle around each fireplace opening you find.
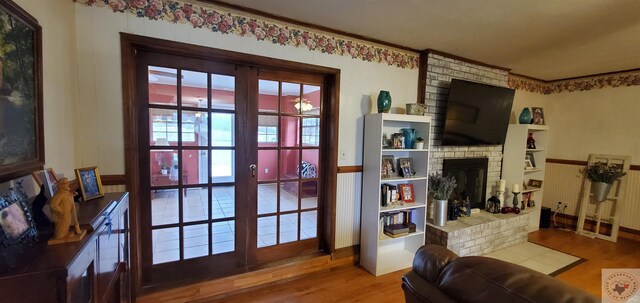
[443,158,488,210]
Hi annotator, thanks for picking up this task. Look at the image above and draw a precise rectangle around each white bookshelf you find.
[360,113,430,276]
[501,124,549,231]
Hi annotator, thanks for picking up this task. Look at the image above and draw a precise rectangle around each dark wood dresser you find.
[0,192,130,303]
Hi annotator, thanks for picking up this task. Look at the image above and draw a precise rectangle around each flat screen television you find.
[442,79,515,146]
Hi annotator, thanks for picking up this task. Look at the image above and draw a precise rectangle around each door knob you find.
[249,164,257,177]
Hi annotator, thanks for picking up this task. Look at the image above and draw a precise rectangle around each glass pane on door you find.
[181,70,208,109]
[146,64,240,273]
[256,77,322,254]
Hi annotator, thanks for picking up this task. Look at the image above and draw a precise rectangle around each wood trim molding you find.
[337,166,363,173]
[424,49,511,72]
[331,245,360,261]
[546,158,640,171]
[200,0,419,53]
[416,50,428,104]
[101,174,126,186]
[545,158,587,166]
[548,67,640,83]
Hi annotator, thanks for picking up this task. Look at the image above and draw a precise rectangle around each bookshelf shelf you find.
[502,123,549,231]
[361,113,430,276]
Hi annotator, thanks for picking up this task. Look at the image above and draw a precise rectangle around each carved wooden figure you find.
[48,178,86,245]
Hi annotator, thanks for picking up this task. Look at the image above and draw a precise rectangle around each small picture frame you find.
[532,107,545,125]
[398,158,414,178]
[382,133,389,148]
[392,133,404,149]
[0,188,38,248]
[31,168,58,199]
[525,152,536,167]
[528,179,543,188]
[522,180,528,190]
[524,159,534,170]
[75,166,104,201]
[381,156,396,179]
[398,184,415,203]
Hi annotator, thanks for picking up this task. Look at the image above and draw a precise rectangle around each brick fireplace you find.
[424,52,509,202]
[422,53,531,256]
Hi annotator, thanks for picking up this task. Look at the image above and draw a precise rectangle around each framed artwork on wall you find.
[0,0,44,183]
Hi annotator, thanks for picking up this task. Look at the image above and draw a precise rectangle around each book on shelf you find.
[380,183,398,207]
[380,210,416,237]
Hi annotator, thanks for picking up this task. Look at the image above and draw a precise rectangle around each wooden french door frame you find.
[136,51,250,288]
[121,33,340,297]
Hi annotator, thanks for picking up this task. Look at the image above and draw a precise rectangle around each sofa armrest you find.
[402,271,457,303]
[412,245,459,283]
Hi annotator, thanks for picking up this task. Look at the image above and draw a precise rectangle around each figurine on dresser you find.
[48,178,86,244]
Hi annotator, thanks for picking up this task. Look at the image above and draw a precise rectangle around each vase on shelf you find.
[377,90,392,113]
[592,181,612,202]
[519,108,532,124]
[401,128,416,149]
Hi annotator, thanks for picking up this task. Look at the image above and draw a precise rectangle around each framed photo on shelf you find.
[0,187,38,250]
[382,133,389,148]
[381,156,396,178]
[398,184,415,203]
[392,133,404,149]
[525,152,536,167]
[31,168,58,199]
[528,179,543,188]
[398,158,414,177]
[524,159,534,170]
[522,180,528,190]
[74,166,104,201]
[532,107,545,125]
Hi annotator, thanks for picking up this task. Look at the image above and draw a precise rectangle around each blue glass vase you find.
[519,108,532,124]
[401,128,416,149]
[377,90,392,113]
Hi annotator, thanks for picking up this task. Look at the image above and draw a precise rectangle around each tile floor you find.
[151,185,318,264]
[483,242,581,275]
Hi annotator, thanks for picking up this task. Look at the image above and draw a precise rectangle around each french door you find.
[137,51,324,286]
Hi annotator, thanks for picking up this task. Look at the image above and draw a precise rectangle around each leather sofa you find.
[402,245,597,303]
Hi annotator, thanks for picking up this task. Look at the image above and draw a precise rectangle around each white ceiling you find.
[217,0,640,80]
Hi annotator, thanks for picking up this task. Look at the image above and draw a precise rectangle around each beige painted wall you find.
[514,85,640,229]
[73,4,418,174]
[0,0,77,195]
[544,86,640,164]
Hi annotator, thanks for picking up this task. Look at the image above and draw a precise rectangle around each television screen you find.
[442,79,515,146]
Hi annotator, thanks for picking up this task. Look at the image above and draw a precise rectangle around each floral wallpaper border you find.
[508,71,640,95]
[76,0,419,69]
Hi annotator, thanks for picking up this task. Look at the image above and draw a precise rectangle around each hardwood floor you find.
[201,230,640,303]
[528,229,640,297]
[203,265,409,303]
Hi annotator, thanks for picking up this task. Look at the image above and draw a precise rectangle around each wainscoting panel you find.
[543,163,640,230]
[335,172,362,249]
[103,184,126,193]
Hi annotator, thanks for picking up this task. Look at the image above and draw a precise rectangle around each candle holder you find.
[512,191,520,208]
[497,189,505,209]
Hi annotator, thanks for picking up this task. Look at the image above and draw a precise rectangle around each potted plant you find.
[414,137,425,149]
[582,162,626,202]
[428,173,457,226]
